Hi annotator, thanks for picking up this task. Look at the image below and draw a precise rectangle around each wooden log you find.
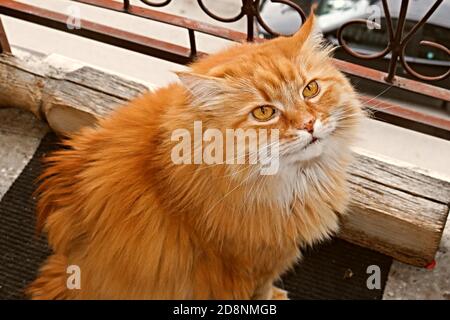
[1,50,449,267]
[343,149,450,266]
[0,49,150,134]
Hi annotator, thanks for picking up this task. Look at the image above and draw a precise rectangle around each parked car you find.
[257,0,378,36]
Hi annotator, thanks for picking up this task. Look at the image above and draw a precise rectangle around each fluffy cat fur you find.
[29,13,363,299]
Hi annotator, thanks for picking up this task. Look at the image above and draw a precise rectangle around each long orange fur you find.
[28,13,363,299]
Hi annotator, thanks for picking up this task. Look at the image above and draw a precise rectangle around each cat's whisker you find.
[189,139,278,175]
[204,164,260,217]
[361,84,394,105]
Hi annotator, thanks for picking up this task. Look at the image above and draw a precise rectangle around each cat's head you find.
[176,13,363,173]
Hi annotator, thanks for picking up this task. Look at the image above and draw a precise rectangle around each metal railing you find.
[0,0,449,139]
[337,0,449,82]
[0,13,11,54]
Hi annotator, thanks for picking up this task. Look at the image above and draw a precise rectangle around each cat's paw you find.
[271,287,289,300]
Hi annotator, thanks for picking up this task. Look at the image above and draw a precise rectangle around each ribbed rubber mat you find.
[0,133,56,299]
[0,133,392,300]
[280,239,392,299]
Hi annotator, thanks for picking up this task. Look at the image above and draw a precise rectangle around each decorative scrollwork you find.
[125,0,306,41]
[197,0,246,23]
[254,0,306,37]
[337,0,449,82]
[139,0,172,7]
[127,0,306,41]
[197,0,306,40]
[124,0,173,9]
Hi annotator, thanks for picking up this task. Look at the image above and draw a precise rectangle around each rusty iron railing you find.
[0,16,11,54]
[337,0,449,82]
[0,0,449,139]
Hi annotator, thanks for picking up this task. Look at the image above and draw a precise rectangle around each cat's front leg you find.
[252,282,289,300]
[271,286,289,300]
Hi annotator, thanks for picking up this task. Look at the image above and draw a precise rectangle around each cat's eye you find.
[302,80,319,98]
[251,105,276,121]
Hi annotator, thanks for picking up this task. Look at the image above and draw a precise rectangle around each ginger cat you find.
[29,13,363,299]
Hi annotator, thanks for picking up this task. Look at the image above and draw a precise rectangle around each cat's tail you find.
[26,254,72,300]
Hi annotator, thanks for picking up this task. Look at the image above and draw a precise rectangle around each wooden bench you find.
[1,49,449,267]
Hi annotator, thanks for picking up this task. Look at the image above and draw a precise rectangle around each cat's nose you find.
[299,115,316,134]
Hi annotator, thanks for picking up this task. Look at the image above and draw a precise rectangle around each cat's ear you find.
[176,71,227,107]
[290,8,322,50]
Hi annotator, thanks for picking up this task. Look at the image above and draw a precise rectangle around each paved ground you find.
[1,0,449,299]
[0,109,47,198]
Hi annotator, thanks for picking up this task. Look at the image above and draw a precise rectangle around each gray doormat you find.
[0,133,392,299]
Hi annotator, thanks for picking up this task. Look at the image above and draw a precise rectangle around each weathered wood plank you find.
[0,49,149,134]
[351,150,450,205]
[1,50,449,267]
[341,149,450,266]
[343,170,448,266]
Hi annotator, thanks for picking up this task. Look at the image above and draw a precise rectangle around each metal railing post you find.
[0,16,12,54]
